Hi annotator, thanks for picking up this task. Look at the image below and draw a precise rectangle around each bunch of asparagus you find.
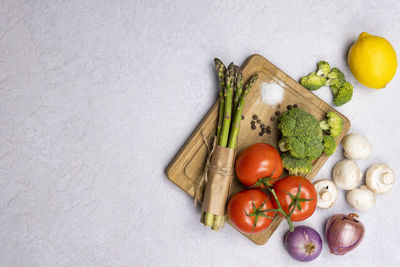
[202,58,258,230]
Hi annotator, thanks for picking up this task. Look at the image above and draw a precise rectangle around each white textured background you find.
[1,1,400,266]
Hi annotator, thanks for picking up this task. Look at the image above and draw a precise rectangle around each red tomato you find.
[235,143,283,187]
[227,189,275,234]
[272,176,317,222]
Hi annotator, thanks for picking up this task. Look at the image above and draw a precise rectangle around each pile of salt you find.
[260,82,284,105]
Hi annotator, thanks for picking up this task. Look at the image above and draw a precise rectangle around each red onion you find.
[325,213,365,255]
[285,226,322,262]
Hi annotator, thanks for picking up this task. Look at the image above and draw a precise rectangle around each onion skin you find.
[325,213,365,255]
[285,226,322,262]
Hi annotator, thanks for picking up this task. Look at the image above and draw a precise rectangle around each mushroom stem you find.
[381,172,394,185]
[314,179,338,209]
[320,190,332,201]
[365,163,395,194]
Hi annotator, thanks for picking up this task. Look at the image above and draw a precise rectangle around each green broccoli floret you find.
[319,112,343,137]
[331,82,353,106]
[316,61,330,76]
[278,108,324,161]
[279,136,306,158]
[278,108,319,137]
[300,72,327,90]
[281,152,313,175]
[304,133,324,160]
[323,135,337,155]
[326,68,345,88]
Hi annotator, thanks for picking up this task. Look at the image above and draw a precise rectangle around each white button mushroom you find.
[342,133,372,160]
[333,160,363,190]
[365,163,395,194]
[346,185,376,211]
[313,179,338,208]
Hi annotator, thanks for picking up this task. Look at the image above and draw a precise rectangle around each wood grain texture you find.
[166,54,351,245]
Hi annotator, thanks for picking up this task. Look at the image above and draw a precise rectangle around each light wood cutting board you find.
[166,54,350,245]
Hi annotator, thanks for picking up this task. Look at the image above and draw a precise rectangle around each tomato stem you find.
[260,179,315,232]
[264,186,295,232]
[287,198,299,221]
[245,199,276,232]
[254,171,315,232]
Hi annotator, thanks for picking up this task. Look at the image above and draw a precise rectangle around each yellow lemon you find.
[348,32,397,89]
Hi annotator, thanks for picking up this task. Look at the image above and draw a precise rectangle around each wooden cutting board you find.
[166,54,350,245]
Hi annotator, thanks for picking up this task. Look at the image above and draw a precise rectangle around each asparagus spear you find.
[200,211,205,223]
[214,58,226,140]
[212,215,222,230]
[228,73,258,149]
[204,213,215,227]
[203,59,258,231]
[233,66,244,111]
[205,63,234,228]
[212,73,258,230]
[218,63,235,147]
[231,65,238,109]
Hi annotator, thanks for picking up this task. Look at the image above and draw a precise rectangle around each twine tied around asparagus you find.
[194,131,235,207]
[208,164,235,176]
